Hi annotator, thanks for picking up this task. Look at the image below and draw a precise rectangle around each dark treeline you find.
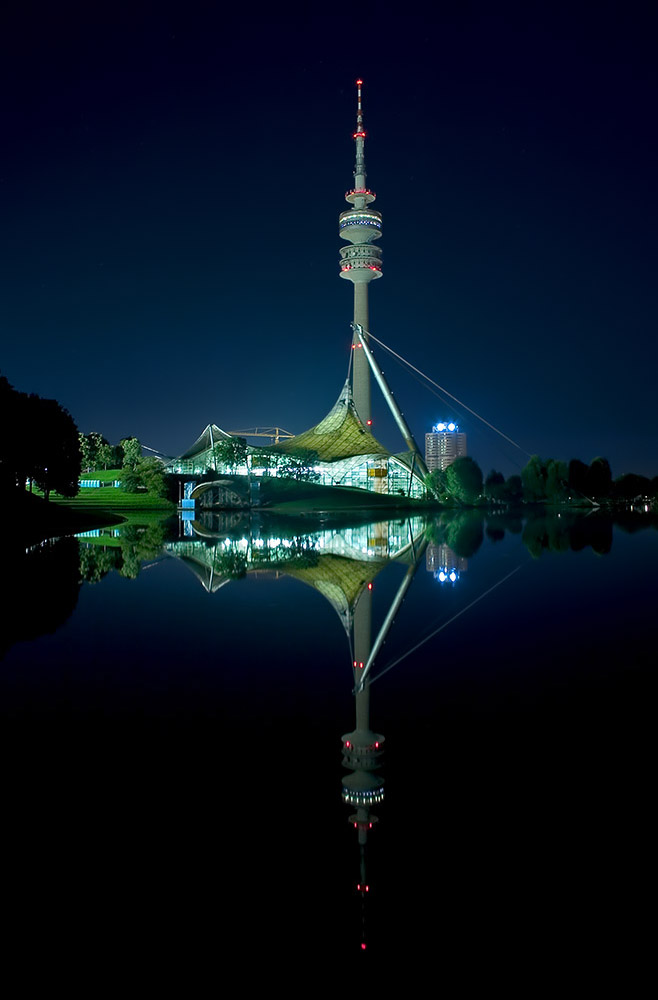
[0,370,169,503]
[518,455,658,504]
[428,508,657,559]
[0,375,81,500]
[427,455,658,506]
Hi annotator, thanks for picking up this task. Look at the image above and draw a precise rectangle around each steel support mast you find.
[352,323,429,480]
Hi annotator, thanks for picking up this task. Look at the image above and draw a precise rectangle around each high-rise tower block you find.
[425,422,468,472]
[339,79,382,424]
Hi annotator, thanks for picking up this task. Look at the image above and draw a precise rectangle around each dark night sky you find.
[2,2,657,476]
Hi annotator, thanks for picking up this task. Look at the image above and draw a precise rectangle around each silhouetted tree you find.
[521,455,547,501]
[0,375,24,490]
[30,396,81,500]
[585,457,612,499]
[568,458,589,496]
[484,470,506,501]
[1,378,81,496]
[503,475,523,503]
[611,473,651,500]
[546,459,569,501]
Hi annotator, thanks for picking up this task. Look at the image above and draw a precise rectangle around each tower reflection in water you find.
[166,512,427,953]
[341,533,426,951]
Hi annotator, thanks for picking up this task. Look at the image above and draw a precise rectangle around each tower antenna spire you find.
[353,78,367,191]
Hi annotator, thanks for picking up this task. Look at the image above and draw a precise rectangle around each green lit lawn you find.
[52,492,174,511]
[36,476,175,512]
[78,469,123,483]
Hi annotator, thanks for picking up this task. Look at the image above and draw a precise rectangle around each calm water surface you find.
[2,510,654,982]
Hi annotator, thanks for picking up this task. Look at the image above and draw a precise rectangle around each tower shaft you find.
[352,285,371,422]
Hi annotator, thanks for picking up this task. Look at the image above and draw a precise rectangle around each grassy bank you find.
[32,470,174,513]
[43,472,174,512]
[51,491,175,511]
[8,491,126,547]
[258,476,422,512]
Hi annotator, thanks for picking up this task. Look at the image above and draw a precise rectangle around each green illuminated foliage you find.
[136,457,169,497]
[274,449,320,482]
[121,437,142,471]
[444,456,483,503]
[212,437,249,473]
[521,456,568,502]
[79,431,115,472]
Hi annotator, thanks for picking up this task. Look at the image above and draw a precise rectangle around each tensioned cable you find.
[365,565,522,688]
[364,329,532,458]
[382,353,526,472]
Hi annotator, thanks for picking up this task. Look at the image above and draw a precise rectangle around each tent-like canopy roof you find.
[273,381,390,462]
[177,423,234,461]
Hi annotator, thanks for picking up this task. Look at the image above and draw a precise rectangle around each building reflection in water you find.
[166,512,427,951]
[166,513,425,597]
[426,542,467,584]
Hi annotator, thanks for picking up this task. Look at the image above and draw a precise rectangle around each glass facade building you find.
[166,383,426,499]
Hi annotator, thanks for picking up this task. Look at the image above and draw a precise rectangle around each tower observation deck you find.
[339,80,382,424]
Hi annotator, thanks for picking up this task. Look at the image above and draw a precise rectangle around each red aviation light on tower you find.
[356,79,364,117]
[354,78,364,136]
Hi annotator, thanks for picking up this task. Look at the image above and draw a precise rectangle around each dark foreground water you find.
[2,509,654,984]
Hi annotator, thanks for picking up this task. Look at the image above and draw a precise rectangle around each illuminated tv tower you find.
[339,79,383,424]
